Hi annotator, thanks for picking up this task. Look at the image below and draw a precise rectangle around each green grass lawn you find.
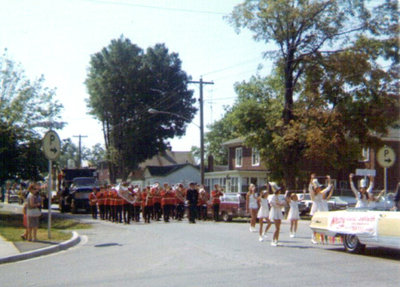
[0,211,91,242]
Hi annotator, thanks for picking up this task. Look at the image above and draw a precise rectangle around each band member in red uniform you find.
[152,183,162,221]
[120,183,132,224]
[161,183,175,222]
[88,187,99,219]
[115,188,123,223]
[175,183,186,221]
[104,186,111,221]
[211,184,224,222]
[142,186,153,223]
[132,186,142,222]
[97,186,105,220]
[111,187,117,222]
[198,185,209,220]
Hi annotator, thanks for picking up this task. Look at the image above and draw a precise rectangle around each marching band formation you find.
[88,182,222,224]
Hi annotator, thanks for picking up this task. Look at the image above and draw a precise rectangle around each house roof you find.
[145,163,199,177]
[129,150,195,180]
[139,150,195,167]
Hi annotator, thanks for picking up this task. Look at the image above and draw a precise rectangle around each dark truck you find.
[59,168,98,213]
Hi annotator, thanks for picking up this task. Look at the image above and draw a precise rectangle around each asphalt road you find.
[1,216,399,287]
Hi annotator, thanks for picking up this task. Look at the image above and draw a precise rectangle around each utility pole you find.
[189,77,214,185]
[73,135,87,168]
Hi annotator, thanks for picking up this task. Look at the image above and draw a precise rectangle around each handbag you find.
[27,208,41,217]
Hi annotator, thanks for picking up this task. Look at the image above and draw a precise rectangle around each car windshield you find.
[73,178,97,187]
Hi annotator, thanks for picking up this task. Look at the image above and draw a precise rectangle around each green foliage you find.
[0,51,63,183]
[225,0,399,188]
[86,36,196,181]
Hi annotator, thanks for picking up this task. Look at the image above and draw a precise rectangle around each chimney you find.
[208,154,214,172]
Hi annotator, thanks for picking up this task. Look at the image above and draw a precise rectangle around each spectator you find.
[26,183,42,242]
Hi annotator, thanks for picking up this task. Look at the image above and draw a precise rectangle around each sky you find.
[0,0,272,152]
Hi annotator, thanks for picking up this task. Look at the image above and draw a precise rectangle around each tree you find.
[205,106,240,166]
[86,143,106,167]
[0,51,63,183]
[86,36,196,182]
[228,0,399,188]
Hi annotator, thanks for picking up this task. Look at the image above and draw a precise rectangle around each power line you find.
[83,0,228,15]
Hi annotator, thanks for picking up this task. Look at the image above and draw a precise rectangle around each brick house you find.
[205,138,269,193]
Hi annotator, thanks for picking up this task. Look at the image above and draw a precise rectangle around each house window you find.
[231,177,239,193]
[359,148,370,162]
[252,148,260,166]
[235,147,242,167]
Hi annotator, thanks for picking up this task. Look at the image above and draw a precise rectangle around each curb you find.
[0,231,81,265]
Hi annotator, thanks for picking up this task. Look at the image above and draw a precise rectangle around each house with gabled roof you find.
[142,163,200,187]
[128,150,199,187]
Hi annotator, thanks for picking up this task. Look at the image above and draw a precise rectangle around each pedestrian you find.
[268,182,284,246]
[89,187,98,219]
[132,186,142,222]
[246,183,259,232]
[287,192,300,238]
[349,174,374,208]
[186,182,199,223]
[175,183,186,221]
[198,185,209,220]
[257,184,272,242]
[26,183,42,242]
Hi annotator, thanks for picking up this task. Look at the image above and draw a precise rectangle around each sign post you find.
[42,130,61,239]
[376,145,396,196]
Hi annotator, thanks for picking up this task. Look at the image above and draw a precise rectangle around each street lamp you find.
[148,108,204,185]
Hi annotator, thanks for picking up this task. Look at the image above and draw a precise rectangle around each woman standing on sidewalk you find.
[26,183,42,242]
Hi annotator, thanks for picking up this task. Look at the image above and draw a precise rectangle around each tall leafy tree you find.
[86,37,196,182]
[0,51,63,183]
[228,0,399,187]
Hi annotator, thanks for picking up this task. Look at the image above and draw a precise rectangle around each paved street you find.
[0,216,399,287]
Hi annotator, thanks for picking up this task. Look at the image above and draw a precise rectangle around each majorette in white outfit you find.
[288,200,300,220]
[269,194,283,220]
[257,197,270,219]
[350,177,373,208]
[309,179,333,216]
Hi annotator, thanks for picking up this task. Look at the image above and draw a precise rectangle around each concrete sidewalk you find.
[0,202,81,264]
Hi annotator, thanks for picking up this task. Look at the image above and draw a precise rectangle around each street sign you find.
[356,169,376,177]
[377,145,396,168]
[43,130,61,160]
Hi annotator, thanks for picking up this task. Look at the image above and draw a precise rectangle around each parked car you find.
[5,189,19,203]
[296,193,313,215]
[207,193,248,222]
[369,193,395,210]
[310,208,400,253]
[327,196,357,211]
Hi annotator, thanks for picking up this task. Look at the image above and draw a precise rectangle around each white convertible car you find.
[310,209,400,253]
